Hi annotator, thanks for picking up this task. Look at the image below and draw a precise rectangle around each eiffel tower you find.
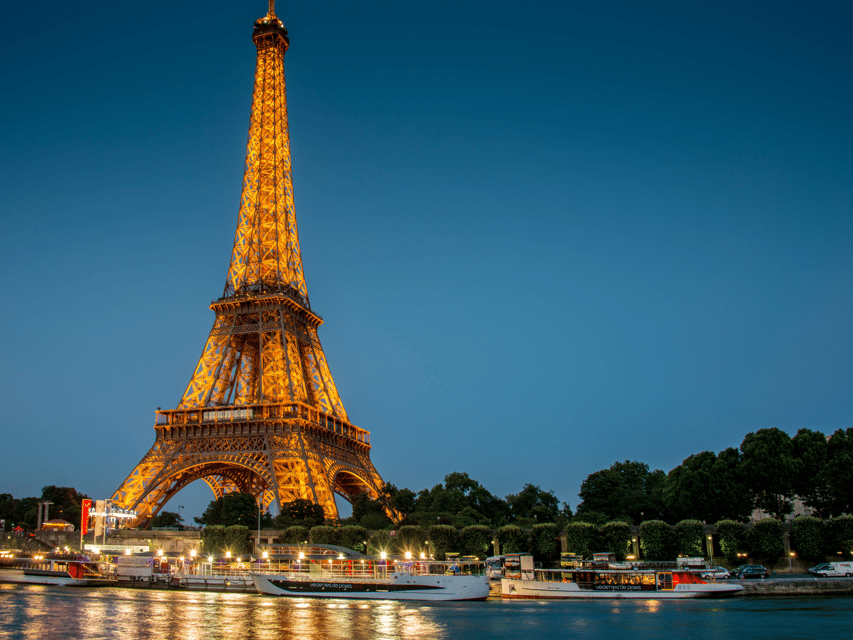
[112,1,385,527]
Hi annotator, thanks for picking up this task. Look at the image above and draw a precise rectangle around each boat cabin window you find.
[658,572,674,590]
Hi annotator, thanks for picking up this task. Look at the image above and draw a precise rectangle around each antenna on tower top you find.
[268,0,276,17]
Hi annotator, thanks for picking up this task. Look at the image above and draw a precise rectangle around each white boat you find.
[501,555,743,599]
[0,557,113,587]
[252,559,490,601]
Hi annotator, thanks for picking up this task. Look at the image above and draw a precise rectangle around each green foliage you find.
[639,520,674,561]
[368,530,392,556]
[309,526,336,545]
[196,492,259,527]
[40,486,91,528]
[278,525,310,544]
[530,523,560,562]
[351,493,392,529]
[662,450,753,523]
[151,511,183,529]
[496,525,529,554]
[577,461,667,523]
[827,515,853,559]
[506,484,563,525]
[461,525,493,559]
[201,525,227,555]
[429,525,461,560]
[225,525,251,556]
[740,428,796,518]
[674,520,705,557]
[747,519,784,568]
[336,526,368,553]
[824,429,853,518]
[564,522,598,559]
[790,517,828,562]
[275,499,324,528]
[396,525,427,554]
[715,519,747,564]
[598,521,632,561]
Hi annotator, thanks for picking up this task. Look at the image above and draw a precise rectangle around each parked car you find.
[700,566,731,580]
[814,562,853,577]
[734,565,769,579]
[808,563,832,575]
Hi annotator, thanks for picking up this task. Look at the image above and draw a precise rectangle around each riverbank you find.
[734,576,853,596]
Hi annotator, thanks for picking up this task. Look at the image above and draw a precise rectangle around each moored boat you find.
[252,558,490,601]
[501,555,743,599]
[0,556,113,587]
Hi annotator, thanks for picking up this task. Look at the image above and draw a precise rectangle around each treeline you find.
[0,486,90,530]
[575,427,853,524]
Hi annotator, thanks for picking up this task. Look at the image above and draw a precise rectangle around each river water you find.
[0,584,850,640]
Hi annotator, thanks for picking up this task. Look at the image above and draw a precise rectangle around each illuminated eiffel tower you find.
[112,1,385,527]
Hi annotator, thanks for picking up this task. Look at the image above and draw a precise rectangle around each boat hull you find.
[0,569,112,587]
[252,572,490,601]
[501,578,744,599]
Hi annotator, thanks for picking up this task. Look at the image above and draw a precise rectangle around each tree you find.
[639,520,675,561]
[279,525,309,544]
[428,524,461,560]
[225,525,251,556]
[564,522,598,559]
[790,517,828,562]
[496,525,529,554]
[662,449,752,523]
[201,525,227,555]
[462,525,494,559]
[827,515,853,559]
[351,493,392,529]
[715,519,747,564]
[309,526,335,545]
[337,526,369,553]
[747,519,784,568]
[791,429,831,516]
[275,499,324,528]
[505,484,563,525]
[598,522,632,561]
[673,520,705,557]
[151,511,183,529]
[530,523,560,562]
[740,428,797,518]
[824,429,853,517]
[577,461,667,522]
[196,492,259,527]
[40,486,91,528]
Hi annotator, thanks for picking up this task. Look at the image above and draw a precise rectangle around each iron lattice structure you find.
[112,2,385,527]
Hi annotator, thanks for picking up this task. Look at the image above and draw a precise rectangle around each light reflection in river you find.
[1,585,852,640]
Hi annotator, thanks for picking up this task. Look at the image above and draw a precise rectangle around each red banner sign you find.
[81,499,92,535]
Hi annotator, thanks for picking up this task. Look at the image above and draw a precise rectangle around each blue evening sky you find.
[1,1,850,521]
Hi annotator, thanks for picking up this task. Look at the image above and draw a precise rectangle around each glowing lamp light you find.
[380,551,387,560]
[262,551,269,559]
[190,549,197,558]
[208,556,214,563]
[298,552,304,560]
[157,549,164,557]
[226,551,232,559]
[420,553,425,559]
[405,551,412,560]
[124,549,131,555]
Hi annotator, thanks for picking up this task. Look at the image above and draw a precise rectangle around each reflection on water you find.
[1,585,851,640]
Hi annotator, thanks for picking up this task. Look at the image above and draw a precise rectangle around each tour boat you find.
[0,557,113,587]
[501,555,744,599]
[252,559,490,601]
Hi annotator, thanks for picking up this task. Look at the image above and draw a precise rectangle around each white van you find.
[815,561,853,577]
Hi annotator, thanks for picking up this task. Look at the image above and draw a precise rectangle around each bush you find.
[715,519,747,564]
[201,525,227,555]
[309,526,336,545]
[396,525,428,554]
[530,523,560,562]
[225,525,251,556]
[429,525,461,560]
[598,521,632,561]
[674,520,705,557]
[462,525,494,559]
[791,517,828,562]
[748,519,784,568]
[564,522,598,559]
[639,520,674,561]
[368,530,392,556]
[278,525,310,544]
[496,525,529,554]
[337,526,369,553]
[827,515,853,559]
